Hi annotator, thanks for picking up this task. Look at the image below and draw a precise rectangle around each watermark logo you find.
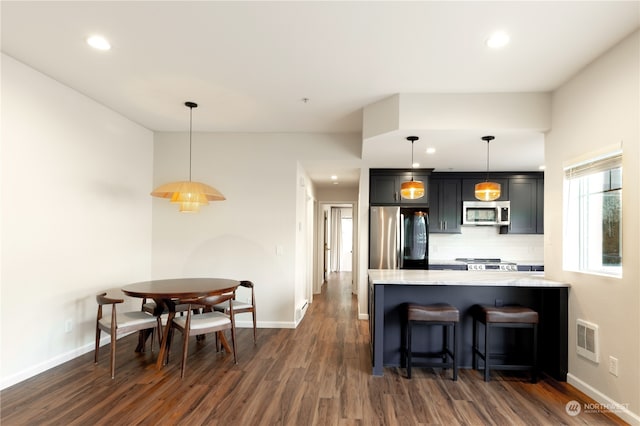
[565,400,582,416]
[565,400,629,417]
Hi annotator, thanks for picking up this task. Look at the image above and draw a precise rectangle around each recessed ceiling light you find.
[331,175,338,180]
[486,31,510,49]
[87,35,111,51]
[426,147,436,155]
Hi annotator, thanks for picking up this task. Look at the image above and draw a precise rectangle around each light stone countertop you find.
[368,269,570,288]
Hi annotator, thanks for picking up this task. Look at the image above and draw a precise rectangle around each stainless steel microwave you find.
[462,201,510,226]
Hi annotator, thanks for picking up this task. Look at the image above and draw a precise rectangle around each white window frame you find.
[563,150,622,277]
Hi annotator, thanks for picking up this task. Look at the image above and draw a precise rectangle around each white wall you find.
[546,31,639,423]
[0,54,154,389]
[151,132,361,328]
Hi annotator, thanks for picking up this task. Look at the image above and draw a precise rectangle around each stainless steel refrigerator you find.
[369,206,429,269]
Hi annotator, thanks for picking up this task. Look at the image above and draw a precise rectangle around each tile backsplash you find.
[429,226,543,264]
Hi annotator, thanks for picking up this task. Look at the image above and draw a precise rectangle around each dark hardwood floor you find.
[0,272,628,425]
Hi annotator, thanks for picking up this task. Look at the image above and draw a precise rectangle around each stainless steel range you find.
[455,258,518,272]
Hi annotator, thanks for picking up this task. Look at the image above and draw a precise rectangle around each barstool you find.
[471,304,538,383]
[405,303,459,380]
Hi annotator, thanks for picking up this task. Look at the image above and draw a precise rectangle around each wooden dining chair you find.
[95,292,162,379]
[213,280,257,344]
[141,298,192,316]
[170,294,237,378]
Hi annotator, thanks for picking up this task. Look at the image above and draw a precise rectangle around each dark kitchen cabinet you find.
[461,178,509,201]
[370,169,431,205]
[370,174,399,204]
[508,177,538,234]
[429,178,461,233]
[536,177,544,233]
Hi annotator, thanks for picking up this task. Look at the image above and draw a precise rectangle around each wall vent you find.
[576,319,599,363]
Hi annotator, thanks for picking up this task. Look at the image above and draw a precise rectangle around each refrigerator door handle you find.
[399,213,405,268]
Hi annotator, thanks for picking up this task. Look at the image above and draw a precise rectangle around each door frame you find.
[315,201,358,294]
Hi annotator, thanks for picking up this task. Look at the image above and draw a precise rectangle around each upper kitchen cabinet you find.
[369,169,432,205]
[508,175,544,234]
[429,177,461,233]
[536,177,544,233]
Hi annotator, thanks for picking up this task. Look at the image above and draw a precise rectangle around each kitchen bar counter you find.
[368,269,569,379]
[369,269,568,287]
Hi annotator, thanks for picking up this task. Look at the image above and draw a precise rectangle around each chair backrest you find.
[180,293,236,335]
[96,292,124,328]
[181,292,234,309]
[239,280,255,306]
[96,292,124,306]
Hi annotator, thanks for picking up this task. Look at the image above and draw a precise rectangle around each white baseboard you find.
[567,373,640,425]
[1,336,112,391]
[1,320,296,391]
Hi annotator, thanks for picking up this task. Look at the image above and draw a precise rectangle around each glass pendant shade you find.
[400,136,425,199]
[400,180,425,199]
[150,101,225,212]
[474,181,501,201]
[475,135,501,201]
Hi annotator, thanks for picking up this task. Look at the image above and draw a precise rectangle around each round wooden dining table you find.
[122,278,239,369]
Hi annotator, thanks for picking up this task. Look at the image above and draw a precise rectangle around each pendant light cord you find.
[485,140,490,182]
[188,105,193,182]
[411,140,415,181]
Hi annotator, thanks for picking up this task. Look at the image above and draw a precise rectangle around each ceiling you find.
[2,1,638,188]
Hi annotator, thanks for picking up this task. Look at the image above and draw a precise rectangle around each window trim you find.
[563,149,622,277]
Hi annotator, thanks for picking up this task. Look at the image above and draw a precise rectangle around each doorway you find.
[328,206,352,273]
[316,202,357,295]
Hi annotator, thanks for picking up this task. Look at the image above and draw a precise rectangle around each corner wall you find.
[546,31,640,422]
[0,54,154,389]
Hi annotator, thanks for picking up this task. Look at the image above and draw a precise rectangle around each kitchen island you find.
[369,269,570,379]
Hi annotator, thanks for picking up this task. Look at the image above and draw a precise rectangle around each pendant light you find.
[400,136,425,199]
[151,101,225,212]
[474,135,501,201]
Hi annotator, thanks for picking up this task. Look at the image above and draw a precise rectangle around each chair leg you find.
[110,329,117,379]
[442,325,448,364]
[231,326,238,364]
[532,324,538,383]
[252,310,257,344]
[472,317,478,370]
[180,329,189,379]
[484,323,490,382]
[165,327,174,364]
[94,327,101,363]
[156,318,163,352]
[407,321,412,379]
[452,322,458,381]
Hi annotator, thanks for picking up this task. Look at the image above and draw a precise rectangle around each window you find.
[564,152,622,276]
